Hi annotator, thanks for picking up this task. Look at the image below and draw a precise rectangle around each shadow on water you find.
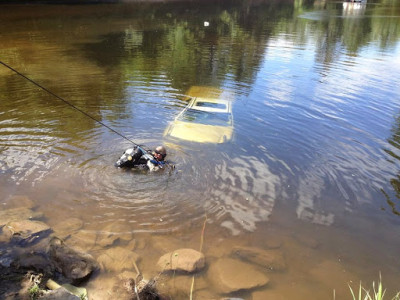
[382,114,400,216]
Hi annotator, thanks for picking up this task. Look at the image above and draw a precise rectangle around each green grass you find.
[349,276,400,300]
[28,283,40,300]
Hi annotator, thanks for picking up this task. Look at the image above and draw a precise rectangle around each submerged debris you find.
[113,274,166,300]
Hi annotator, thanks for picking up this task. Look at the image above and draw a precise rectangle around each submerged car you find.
[164,87,234,144]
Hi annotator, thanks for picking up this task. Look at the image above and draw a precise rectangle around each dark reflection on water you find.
[1,0,400,298]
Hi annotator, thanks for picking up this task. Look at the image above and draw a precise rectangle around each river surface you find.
[1,0,400,298]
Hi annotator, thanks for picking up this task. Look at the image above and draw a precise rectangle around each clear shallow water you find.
[1,0,400,298]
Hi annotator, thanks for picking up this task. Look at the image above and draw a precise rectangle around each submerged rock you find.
[294,234,320,249]
[48,237,98,282]
[264,235,284,249]
[97,247,140,273]
[157,248,205,273]
[112,276,161,300]
[231,246,286,271]
[308,259,357,290]
[158,274,208,296]
[52,218,84,240]
[0,207,43,226]
[65,230,98,252]
[3,195,35,209]
[96,222,134,248]
[40,286,81,300]
[3,220,52,246]
[118,270,139,281]
[252,289,286,300]
[207,258,269,294]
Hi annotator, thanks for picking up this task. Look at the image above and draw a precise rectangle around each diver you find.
[115,145,167,171]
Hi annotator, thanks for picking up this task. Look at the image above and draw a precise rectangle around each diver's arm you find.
[131,147,144,165]
[147,160,157,171]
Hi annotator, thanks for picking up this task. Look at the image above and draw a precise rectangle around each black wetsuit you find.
[130,147,153,168]
[115,146,165,171]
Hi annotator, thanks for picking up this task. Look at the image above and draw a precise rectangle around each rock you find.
[108,278,137,300]
[96,235,118,248]
[252,290,286,300]
[294,234,319,249]
[157,248,205,273]
[231,246,286,271]
[3,220,52,246]
[207,258,269,294]
[308,260,357,291]
[41,286,81,300]
[112,276,160,300]
[264,236,284,249]
[135,238,147,250]
[97,247,140,273]
[158,274,208,296]
[13,252,54,274]
[126,239,137,251]
[0,228,10,243]
[96,222,133,248]
[0,207,43,226]
[193,290,219,299]
[3,195,35,209]
[53,218,84,239]
[0,250,14,267]
[206,238,244,258]
[48,237,98,282]
[65,230,98,252]
[84,275,118,300]
[118,270,138,280]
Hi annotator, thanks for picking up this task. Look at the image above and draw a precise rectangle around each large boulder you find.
[157,248,205,273]
[207,258,269,294]
[48,237,98,282]
[231,246,286,271]
[12,252,54,274]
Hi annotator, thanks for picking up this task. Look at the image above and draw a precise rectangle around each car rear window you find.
[178,109,231,126]
[195,102,226,109]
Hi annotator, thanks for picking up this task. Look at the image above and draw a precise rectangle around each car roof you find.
[188,97,231,113]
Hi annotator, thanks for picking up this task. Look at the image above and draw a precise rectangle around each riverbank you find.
[0,195,166,299]
[1,195,289,299]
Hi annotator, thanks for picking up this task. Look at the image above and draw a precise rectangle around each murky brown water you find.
[1,0,400,298]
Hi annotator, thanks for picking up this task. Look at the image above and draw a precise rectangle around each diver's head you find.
[154,145,167,161]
